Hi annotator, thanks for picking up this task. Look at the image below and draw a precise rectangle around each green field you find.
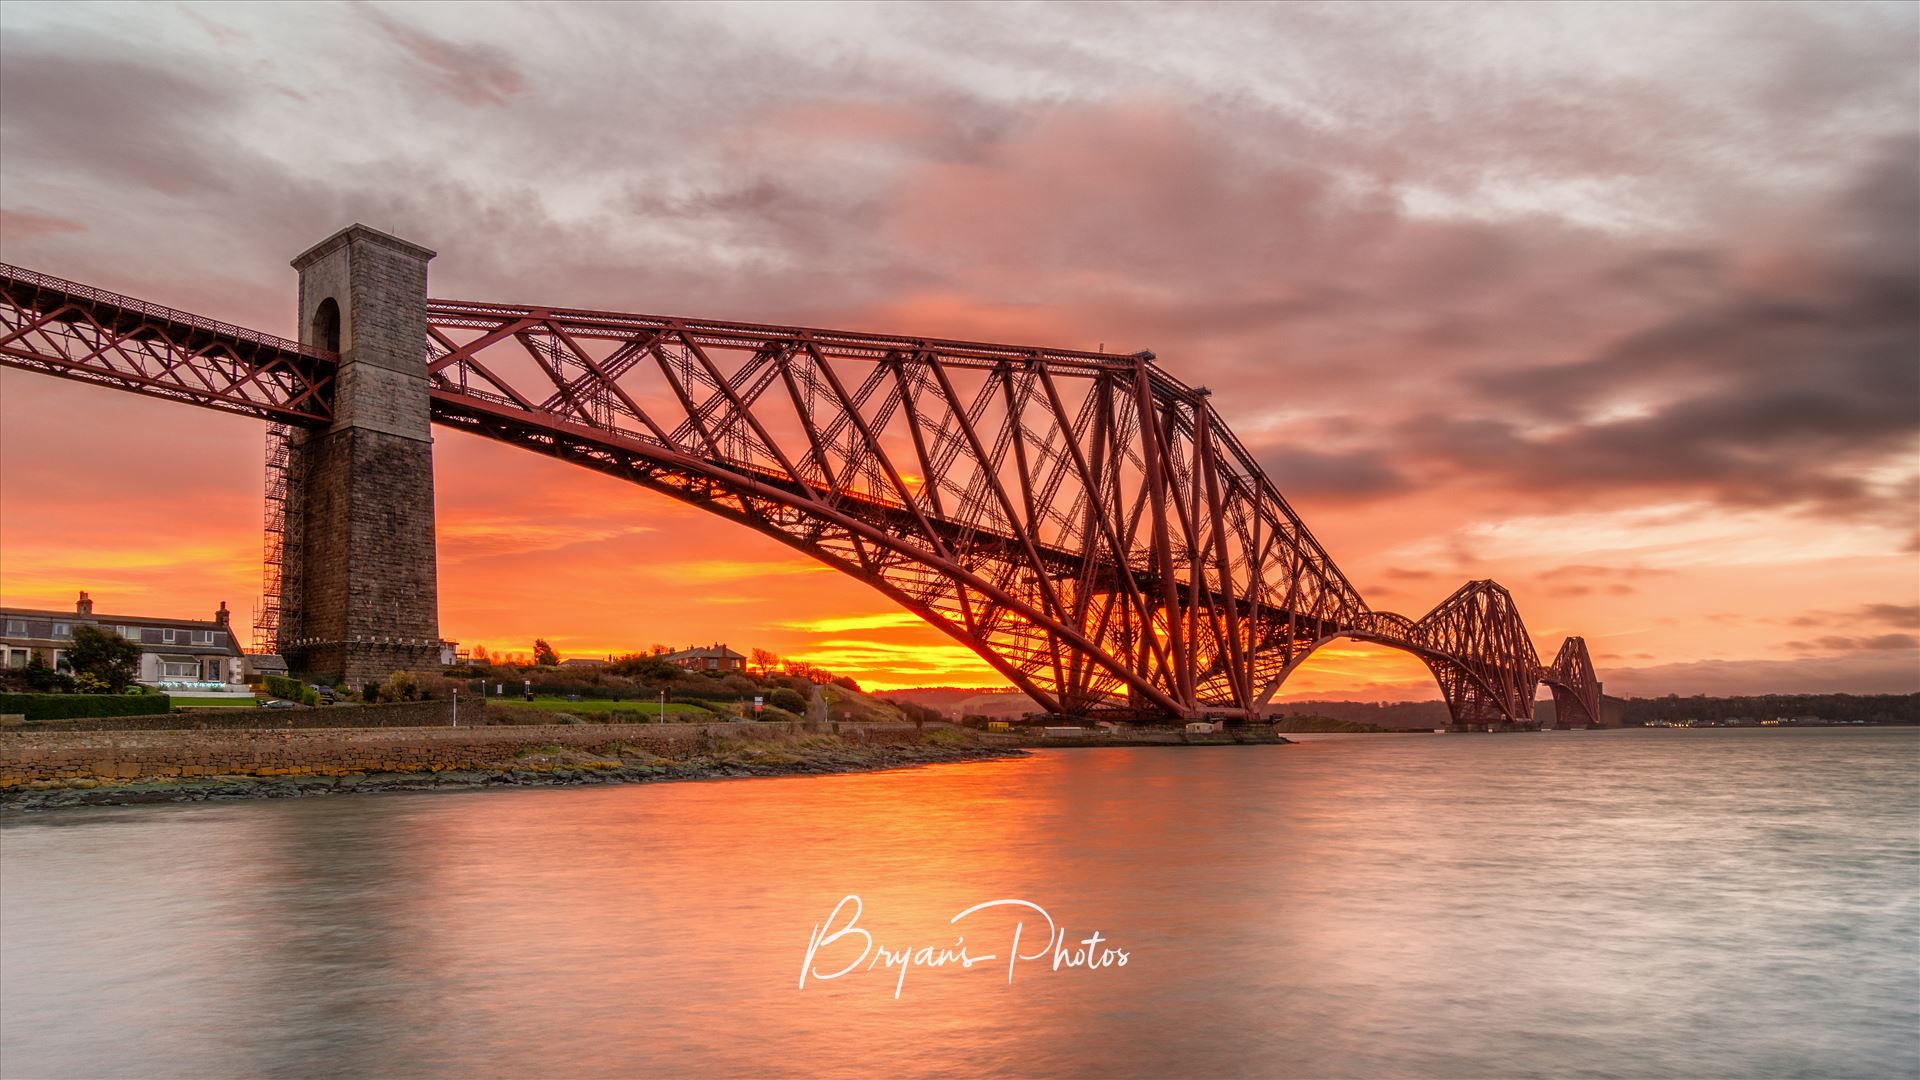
[520,696,727,720]
[171,696,259,709]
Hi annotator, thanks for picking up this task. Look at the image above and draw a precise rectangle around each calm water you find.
[3,729,1917,1079]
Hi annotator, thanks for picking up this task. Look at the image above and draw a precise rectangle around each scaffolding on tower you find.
[251,423,294,654]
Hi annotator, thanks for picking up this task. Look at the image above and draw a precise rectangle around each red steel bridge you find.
[0,235,1601,728]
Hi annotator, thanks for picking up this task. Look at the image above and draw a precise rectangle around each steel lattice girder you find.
[0,263,336,424]
[422,297,1372,718]
[0,260,1607,723]
[1408,580,1543,723]
[1543,636,1602,726]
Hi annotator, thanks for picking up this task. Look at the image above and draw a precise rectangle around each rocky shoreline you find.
[1,739,1027,813]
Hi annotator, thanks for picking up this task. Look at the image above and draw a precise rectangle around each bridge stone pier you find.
[281,226,442,687]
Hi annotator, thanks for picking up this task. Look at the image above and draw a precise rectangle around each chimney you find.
[76,591,93,617]
[215,601,230,627]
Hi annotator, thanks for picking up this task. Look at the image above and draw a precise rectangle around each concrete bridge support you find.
[279,225,442,687]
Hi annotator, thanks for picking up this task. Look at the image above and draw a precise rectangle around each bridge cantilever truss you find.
[0,264,336,424]
[0,260,1603,724]
[421,296,1367,717]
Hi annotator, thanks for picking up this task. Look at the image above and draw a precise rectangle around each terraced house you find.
[0,591,246,692]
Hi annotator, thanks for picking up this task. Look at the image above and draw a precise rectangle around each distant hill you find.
[1270,699,1456,727]
[882,686,1029,719]
[1612,692,1917,726]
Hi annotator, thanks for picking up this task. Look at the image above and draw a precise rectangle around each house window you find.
[163,628,178,643]
[194,630,215,645]
[160,658,199,678]
[6,648,25,668]
[203,657,223,680]
[53,650,68,673]
[4,620,23,635]
[53,623,69,638]
[120,626,140,639]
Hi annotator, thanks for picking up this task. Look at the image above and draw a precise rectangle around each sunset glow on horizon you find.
[2,3,1915,700]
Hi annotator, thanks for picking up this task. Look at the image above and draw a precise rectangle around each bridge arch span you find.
[1252,622,1522,724]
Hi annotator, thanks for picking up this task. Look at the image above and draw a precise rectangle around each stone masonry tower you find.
[280,225,441,688]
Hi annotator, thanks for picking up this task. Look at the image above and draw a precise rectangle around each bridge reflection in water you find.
[0,230,1598,728]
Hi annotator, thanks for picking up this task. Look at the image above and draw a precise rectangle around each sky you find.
[1,1,1915,698]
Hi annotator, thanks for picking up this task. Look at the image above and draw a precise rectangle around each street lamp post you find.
[658,689,665,724]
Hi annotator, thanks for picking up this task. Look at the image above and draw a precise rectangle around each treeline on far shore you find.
[1273,693,1920,729]
[1610,692,1918,726]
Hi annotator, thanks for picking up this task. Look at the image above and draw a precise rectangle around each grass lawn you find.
[171,696,259,709]
[520,696,725,721]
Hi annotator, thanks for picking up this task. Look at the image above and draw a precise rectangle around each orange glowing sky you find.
[1,3,1915,698]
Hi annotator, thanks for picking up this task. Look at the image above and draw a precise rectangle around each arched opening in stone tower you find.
[311,297,341,353]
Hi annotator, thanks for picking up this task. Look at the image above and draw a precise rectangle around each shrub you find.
[0,692,173,721]
[610,653,680,680]
[888,699,944,725]
[263,674,299,699]
[263,674,317,705]
[769,687,808,714]
[20,656,72,693]
[377,670,423,703]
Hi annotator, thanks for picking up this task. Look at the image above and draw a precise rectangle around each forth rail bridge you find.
[0,225,1600,731]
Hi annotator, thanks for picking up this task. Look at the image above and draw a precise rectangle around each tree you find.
[532,639,560,666]
[471,644,490,664]
[611,652,680,680]
[750,647,779,676]
[65,624,142,693]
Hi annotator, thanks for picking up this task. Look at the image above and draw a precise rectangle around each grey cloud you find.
[0,48,245,198]
[1860,603,1920,627]
[1540,564,1675,580]
[360,8,528,108]
[1784,633,1920,653]
[1254,445,1410,501]
[1603,652,1920,696]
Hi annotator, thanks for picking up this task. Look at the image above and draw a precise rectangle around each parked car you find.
[259,699,299,709]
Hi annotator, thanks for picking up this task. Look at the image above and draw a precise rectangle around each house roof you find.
[665,644,746,661]
[1,608,230,631]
